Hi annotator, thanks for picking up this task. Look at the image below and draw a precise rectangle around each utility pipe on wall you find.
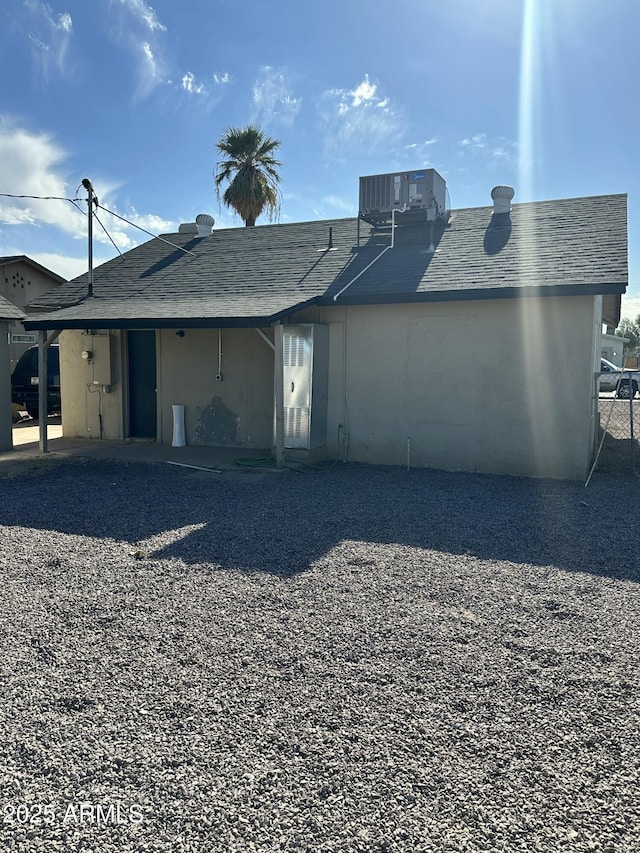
[273,324,285,469]
[332,205,407,303]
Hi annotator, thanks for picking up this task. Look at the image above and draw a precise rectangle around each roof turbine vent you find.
[491,185,515,215]
[195,213,215,237]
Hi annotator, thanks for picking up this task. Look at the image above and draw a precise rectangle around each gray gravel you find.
[0,458,639,852]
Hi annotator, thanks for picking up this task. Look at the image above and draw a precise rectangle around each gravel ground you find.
[0,457,639,853]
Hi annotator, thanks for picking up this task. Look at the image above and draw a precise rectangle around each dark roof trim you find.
[321,281,626,307]
[23,282,624,331]
[24,315,283,331]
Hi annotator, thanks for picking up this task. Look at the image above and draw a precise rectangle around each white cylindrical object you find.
[172,404,186,447]
[491,185,515,214]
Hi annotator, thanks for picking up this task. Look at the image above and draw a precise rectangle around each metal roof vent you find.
[178,223,198,234]
[491,185,515,214]
[195,213,215,237]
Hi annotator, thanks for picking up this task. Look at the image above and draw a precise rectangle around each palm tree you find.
[214,125,282,227]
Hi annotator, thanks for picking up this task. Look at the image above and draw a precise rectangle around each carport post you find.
[37,329,61,453]
[273,323,285,469]
[0,320,11,451]
[37,330,49,453]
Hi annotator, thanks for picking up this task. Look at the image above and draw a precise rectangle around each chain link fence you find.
[587,379,639,482]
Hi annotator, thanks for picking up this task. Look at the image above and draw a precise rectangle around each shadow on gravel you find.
[0,458,638,581]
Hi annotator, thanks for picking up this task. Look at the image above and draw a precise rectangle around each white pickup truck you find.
[599,358,640,398]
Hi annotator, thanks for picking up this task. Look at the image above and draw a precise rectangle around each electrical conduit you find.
[332,205,407,302]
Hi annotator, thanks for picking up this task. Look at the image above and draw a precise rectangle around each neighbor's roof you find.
[23,193,627,331]
[0,293,25,321]
[0,255,66,284]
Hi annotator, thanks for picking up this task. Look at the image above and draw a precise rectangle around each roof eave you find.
[322,282,627,307]
[22,297,317,331]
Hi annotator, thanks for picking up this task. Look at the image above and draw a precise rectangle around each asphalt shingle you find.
[24,194,627,330]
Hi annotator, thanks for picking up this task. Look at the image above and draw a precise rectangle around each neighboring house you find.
[601,331,628,367]
[22,176,628,480]
[0,294,25,450]
[0,255,66,370]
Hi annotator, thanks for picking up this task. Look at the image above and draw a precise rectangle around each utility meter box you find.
[282,324,329,450]
[90,333,112,386]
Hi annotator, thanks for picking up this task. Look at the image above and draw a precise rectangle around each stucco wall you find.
[158,328,274,447]
[316,295,597,479]
[0,260,63,369]
[56,294,598,478]
[59,327,274,447]
[59,329,124,440]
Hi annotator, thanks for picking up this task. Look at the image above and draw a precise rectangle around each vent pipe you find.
[195,213,215,237]
[491,185,515,215]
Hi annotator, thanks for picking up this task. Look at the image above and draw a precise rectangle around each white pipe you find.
[390,204,407,248]
[171,404,186,447]
[167,461,221,474]
[218,328,222,375]
[333,205,407,302]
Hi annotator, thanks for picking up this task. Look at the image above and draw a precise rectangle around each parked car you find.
[11,344,61,419]
[599,358,640,398]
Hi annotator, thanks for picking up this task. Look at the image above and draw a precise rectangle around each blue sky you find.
[0,0,638,321]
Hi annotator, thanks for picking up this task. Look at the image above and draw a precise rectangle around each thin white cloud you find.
[181,71,206,95]
[58,12,72,32]
[23,0,73,77]
[107,0,168,98]
[138,40,162,93]
[351,77,377,107]
[0,117,175,252]
[177,70,231,110]
[460,133,487,150]
[322,195,353,213]
[319,74,403,161]
[112,0,166,32]
[406,138,437,149]
[251,67,302,127]
[457,132,517,166]
[402,137,438,164]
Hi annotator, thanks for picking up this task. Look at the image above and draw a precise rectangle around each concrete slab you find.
[1,416,279,476]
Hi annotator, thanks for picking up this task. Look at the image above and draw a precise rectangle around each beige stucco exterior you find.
[57,293,601,479]
[157,328,274,447]
[59,330,125,440]
[314,295,599,479]
[0,259,63,369]
[60,327,275,448]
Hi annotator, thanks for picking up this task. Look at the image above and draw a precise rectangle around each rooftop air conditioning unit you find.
[359,168,448,225]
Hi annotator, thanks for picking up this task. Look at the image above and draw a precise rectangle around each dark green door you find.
[128,331,157,438]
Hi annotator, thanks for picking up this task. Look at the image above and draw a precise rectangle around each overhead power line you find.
[0,189,196,257]
[0,193,82,202]
[96,203,196,256]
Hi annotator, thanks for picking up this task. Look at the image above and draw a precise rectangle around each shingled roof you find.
[24,193,627,331]
[0,293,25,321]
